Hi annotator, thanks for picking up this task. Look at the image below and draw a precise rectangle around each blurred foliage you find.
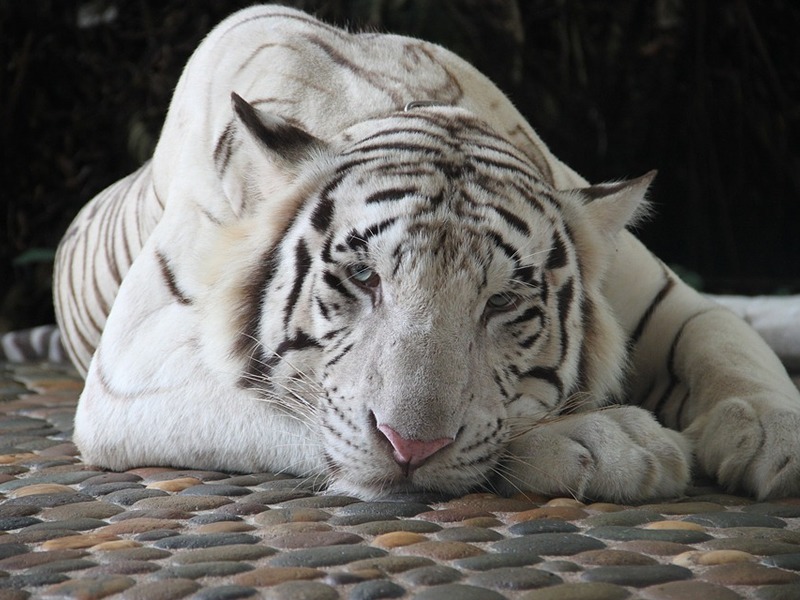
[1,0,798,330]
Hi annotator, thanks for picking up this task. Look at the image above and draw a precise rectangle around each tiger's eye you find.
[486,293,518,312]
[348,264,381,289]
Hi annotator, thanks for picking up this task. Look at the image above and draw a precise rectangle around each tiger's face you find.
[212,99,640,498]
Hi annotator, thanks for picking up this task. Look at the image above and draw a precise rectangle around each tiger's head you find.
[200,94,651,499]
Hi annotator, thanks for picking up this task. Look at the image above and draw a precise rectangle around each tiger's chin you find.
[324,461,492,501]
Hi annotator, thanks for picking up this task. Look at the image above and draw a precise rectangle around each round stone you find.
[509,506,589,522]
[454,551,542,571]
[194,585,258,600]
[764,554,800,571]
[639,580,742,600]
[582,511,666,528]
[81,481,146,496]
[575,549,658,566]
[131,495,234,511]
[672,550,756,566]
[520,582,631,600]
[83,559,161,576]
[702,538,800,556]
[411,583,506,600]
[233,567,325,587]
[508,519,580,536]
[399,565,462,586]
[269,545,387,568]
[262,581,338,600]
[756,583,800,600]
[98,518,182,535]
[467,567,563,590]
[118,578,200,600]
[349,579,405,600]
[372,532,428,548]
[415,507,494,523]
[40,575,135,597]
[582,565,692,587]
[110,508,193,522]
[169,545,276,565]
[189,513,243,525]
[434,526,503,543]
[247,490,313,504]
[585,526,711,544]
[23,517,108,532]
[331,501,430,522]
[104,488,169,506]
[194,522,255,534]
[79,472,142,487]
[180,484,252,497]
[396,541,484,560]
[276,496,360,509]
[145,477,202,492]
[743,503,800,518]
[493,533,606,556]
[346,556,435,575]
[253,508,330,526]
[701,562,800,585]
[154,533,259,550]
[40,532,119,550]
[615,540,698,556]
[684,511,787,529]
[640,502,723,515]
[267,531,363,549]
[642,520,706,531]
[351,520,442,536]
[157,561,255,580]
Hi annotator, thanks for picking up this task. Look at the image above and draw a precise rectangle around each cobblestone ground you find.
[0,363,799,600]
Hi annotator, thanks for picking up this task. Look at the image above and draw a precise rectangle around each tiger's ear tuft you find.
[223,93,327,217]
[231,93,323,167]
[580,170,656,238]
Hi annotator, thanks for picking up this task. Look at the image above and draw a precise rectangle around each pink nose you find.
[377,423,454,467]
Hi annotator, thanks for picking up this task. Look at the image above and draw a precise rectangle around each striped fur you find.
[55,6,800,502]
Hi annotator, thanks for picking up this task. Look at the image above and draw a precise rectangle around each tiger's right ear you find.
[224,93,326,216]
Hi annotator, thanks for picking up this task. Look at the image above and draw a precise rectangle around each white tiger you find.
[54,5,800,502]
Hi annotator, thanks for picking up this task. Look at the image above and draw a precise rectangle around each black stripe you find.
[365,187,418,204]
[509,306,543,327]
[547,232,568,270]
[651,308,715,423]
[235,245,280,385]
[311,184,337,233]
[342,141,440,157]
[326,342,354,367]
[284,240,311,327]
[346,217,400,252]
[213,121,236,174]
[629,271,676,347]
[323,271,356,300]
[556,278,575,361]
[156,251,192,306]
[487,203,530,236]
[523,366,564,398]
[485,231,520,263]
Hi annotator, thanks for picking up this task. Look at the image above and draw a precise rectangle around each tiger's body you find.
[55,5,800,501]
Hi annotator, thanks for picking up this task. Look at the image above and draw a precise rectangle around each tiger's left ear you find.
[579,170,656,238]
[224,93,327,216]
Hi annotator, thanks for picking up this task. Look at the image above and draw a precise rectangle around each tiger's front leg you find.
[662,307,800,499]
[609,234,800,500]
[497,405,692,502]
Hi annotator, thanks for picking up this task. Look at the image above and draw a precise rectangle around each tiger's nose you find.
[377,423,454,468]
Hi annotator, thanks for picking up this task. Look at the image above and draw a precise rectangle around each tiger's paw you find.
[497,405,692,502]
[685,397,800,500]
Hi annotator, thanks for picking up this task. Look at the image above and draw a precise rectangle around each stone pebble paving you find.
[1,363,799,599]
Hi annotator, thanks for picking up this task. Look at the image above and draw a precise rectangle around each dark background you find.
[2,0,798,332]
